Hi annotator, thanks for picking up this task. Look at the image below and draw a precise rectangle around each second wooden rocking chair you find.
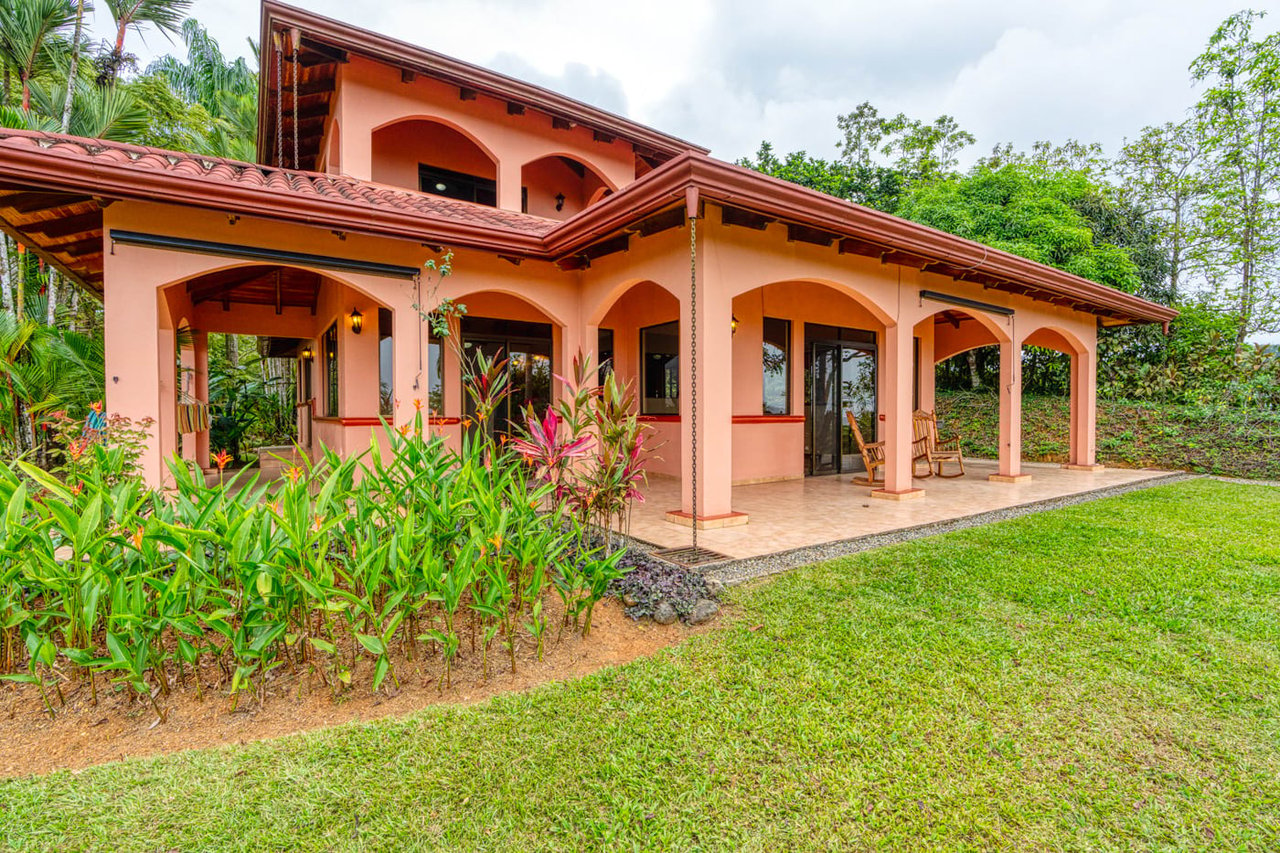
[912,409,966,478]
[845,410,885,487]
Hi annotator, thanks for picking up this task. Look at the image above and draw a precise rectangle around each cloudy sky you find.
[94,0,1280,165]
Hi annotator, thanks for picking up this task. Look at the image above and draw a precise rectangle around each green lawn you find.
[2,479,1278,851]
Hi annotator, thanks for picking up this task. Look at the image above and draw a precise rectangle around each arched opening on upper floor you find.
[370,118,498,205]
[520,153,615,220]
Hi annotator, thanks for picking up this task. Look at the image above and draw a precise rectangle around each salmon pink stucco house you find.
[0,2,1175,528]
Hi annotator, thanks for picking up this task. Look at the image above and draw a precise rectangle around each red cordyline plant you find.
[512,352,648,550]
[507,406,593,501]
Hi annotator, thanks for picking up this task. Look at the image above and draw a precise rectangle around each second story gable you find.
[258,1,707,222]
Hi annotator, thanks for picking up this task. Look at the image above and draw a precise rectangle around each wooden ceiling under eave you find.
[259,29,343,171]
[0,185,106,296]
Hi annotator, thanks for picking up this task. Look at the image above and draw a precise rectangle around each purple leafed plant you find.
[607,549,718,622]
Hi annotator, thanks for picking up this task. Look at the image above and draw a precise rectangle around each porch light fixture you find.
[300,344,314,360]
[731,315,740,335]
[349,308,364,335]
[555,192,566,211]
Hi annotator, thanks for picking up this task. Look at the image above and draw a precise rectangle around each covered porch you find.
[626,460,1171,560]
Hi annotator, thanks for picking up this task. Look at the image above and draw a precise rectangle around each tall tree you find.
[0,0,76,110]
[59,0,87,133]
[1190,10,1280,348]
[736,141,904,213]
[98,0,192,84]
[1116,121,1207,302]
[836,101,975,183]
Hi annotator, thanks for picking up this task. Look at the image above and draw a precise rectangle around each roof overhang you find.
[257,0,707,170]
[0,131,1177,327]
[543,153,1178,326]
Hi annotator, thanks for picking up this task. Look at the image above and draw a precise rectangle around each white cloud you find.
[93,0,1280,164]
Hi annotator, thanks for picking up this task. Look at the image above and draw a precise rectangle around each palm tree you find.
[99,0,192,85]
[0,0,76,110]
[28,75,147,140]
[147,19,257,159]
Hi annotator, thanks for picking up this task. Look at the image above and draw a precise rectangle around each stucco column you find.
[916,324,936,413]
[992,340,1031,482]
[668,214,743,528]
[1065,348,1101,470]
[193,330,210,468]
[498,160,523,212]
[390,288,428,430]
[873,321,924,500]
[104,252,166,487]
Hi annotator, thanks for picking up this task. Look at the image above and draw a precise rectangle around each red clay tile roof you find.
[0,127,1176,326]
[0,128,558,237]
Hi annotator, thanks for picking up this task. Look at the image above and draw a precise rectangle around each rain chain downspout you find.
[688,200,698,553]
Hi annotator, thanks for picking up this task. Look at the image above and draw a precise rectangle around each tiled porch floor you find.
[625,460,1170,559]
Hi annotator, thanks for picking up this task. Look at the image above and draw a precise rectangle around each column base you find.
[664,510,750,529]
[1062,463,1105,472]
[870,487,926,502]
[989,473,1033,483]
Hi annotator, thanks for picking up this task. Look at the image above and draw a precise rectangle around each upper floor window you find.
[419,164,496,206]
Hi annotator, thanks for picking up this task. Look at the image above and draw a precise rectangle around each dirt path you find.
[0,600,712,778]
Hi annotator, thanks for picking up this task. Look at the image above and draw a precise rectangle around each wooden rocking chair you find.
[845,410,885,486]
[912,409,966,478]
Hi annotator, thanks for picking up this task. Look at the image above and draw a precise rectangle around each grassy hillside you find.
[936,391,1280,479]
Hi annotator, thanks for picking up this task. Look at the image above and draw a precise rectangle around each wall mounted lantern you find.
[555,192,566,212]
[349,308,363,335]
[300,344,314,360]
[730,315,740,335]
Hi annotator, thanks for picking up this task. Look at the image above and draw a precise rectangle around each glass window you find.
[418,164,497,206]
[323,322,339,417]
[427,336,443,412]
[641,321,679,415]
[762,317,790,415]
[378,309,393,417]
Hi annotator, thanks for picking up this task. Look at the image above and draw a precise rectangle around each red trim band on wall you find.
[732,415,805,424]
[313,416,384,427]
[637,415,680,423]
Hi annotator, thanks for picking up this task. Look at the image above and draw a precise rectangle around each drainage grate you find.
[650,546,732,568]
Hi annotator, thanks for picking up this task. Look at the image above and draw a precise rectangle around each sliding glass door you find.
[461,317,553,440]
[804,325,877,476]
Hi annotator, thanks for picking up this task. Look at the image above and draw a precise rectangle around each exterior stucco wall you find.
[103,195,1106,512]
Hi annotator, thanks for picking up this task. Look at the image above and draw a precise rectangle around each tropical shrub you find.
[0,397,640,718]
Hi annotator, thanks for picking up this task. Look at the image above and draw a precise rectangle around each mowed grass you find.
[2,479,1279,851]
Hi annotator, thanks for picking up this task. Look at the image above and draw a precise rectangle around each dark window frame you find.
[418,164,497,207]
[762,316,791,415]
[323,322,339,417]
[640,320,680,416]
